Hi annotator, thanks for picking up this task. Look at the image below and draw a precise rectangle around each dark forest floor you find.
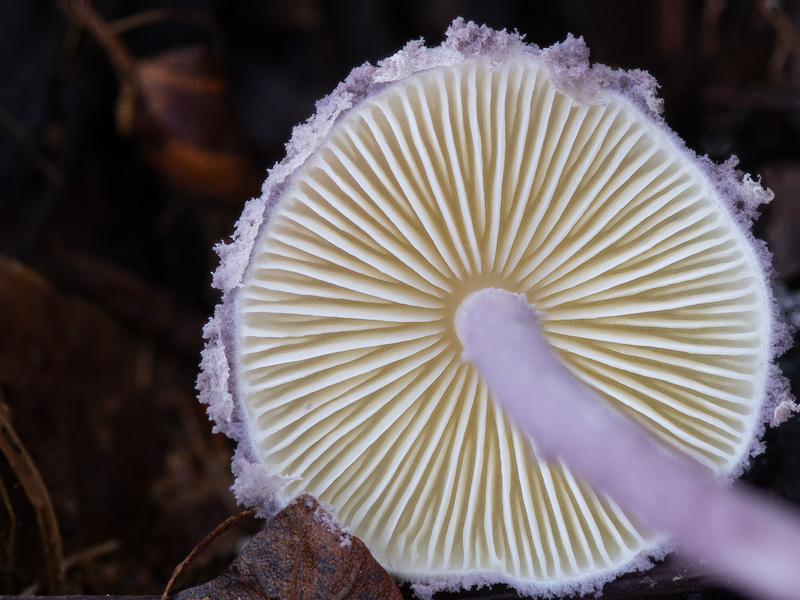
[1,1,800,599]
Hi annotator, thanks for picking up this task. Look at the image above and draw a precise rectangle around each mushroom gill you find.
[200,20,789,597]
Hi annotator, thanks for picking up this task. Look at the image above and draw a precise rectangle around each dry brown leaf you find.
[134,45,262,204]
[59,1,261,204]
[176,494,404,600]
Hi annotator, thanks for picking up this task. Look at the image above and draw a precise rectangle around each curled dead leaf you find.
[59,1,261,204]
[134,45,262,204]
[176,494,403,600]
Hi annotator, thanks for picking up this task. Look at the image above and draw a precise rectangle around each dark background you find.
[1,0,800,598]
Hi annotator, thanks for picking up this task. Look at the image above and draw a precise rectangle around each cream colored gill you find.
[235,56,771,583]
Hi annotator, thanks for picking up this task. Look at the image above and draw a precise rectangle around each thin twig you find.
[161,507,258,600]
[57,0,139,134]
[63,538,121,571]
[0,391,66,593]
[58,0,136,81]
[0,471,16,595]
[0,105,64,190]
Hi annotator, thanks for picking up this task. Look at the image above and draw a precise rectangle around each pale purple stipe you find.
[455,288,800,600]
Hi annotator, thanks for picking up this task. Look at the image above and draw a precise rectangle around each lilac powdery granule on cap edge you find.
[197,297,300,518]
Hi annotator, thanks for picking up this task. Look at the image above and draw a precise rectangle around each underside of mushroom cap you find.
[197,18,794,599]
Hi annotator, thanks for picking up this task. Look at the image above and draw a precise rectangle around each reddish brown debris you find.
[175,495,404,600]
[133,45,262,204]
[59,0,261,205]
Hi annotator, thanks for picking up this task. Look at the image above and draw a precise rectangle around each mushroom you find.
[199,19,796,599]
[456,288,800,600]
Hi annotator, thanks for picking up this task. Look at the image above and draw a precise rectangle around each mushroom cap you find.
[199,19,791,597]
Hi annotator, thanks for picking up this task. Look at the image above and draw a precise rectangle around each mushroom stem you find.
[455,288,800,600]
